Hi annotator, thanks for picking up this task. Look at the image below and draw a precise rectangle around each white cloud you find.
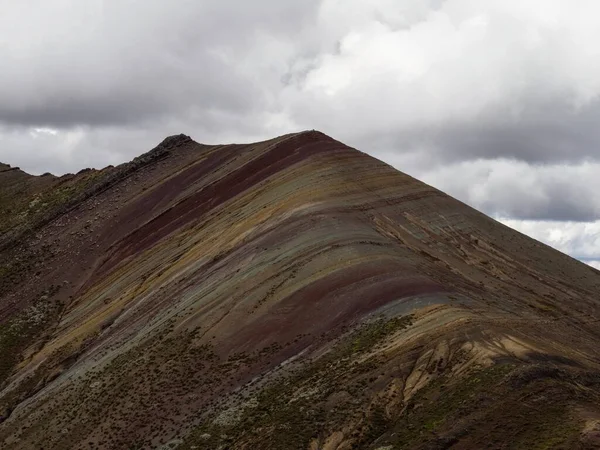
[499,219,600,262]
[31,128,58,137]
[281,0,600,162]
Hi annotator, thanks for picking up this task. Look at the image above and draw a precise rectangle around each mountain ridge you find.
[1,130,592,271]
[1,131,600,449]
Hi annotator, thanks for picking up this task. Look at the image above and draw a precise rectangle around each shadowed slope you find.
[0,131,600,449]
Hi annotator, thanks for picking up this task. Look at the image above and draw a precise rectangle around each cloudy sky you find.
[1,0,599,268]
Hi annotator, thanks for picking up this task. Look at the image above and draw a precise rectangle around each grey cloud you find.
[0,60,259,127]
[356,98,600,166]
[0,0,320,128]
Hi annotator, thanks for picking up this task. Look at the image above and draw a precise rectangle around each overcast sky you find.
[1,0,599,268]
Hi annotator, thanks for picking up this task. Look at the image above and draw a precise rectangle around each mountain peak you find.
[155,133,193,150]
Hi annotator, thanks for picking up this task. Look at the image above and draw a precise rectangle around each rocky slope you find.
[0,131,600,449]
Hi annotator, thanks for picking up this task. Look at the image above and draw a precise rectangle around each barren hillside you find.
[1,131,599,449]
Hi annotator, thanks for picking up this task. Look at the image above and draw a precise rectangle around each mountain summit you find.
[1,131,599,449]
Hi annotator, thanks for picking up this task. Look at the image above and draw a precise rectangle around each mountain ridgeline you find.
[1,131,600,449]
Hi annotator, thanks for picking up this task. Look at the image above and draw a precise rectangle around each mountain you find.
[1,131,600,449]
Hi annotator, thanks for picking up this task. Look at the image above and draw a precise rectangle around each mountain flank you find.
[1,131,600,449]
